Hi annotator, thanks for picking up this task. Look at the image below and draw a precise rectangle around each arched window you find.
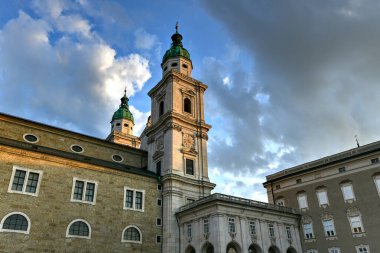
[159,101,164,116]
[0,212,30,234]
[184,98,192,114]
[66,219,91,239]
[122,226,142,243]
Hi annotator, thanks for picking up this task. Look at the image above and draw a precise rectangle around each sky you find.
[1,0,380,202]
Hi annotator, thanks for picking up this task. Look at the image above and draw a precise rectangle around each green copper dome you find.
[112,89,134,123]
[162,23,191,64]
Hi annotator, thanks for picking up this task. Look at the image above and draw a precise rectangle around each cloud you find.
[0,6,151,138]
[201,0,380,199]
[134,28,158,50]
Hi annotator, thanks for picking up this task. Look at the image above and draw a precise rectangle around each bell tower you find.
[107,89,141,148]
[140,24,215,253]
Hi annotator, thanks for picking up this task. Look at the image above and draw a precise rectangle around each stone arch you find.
[202,242,214,253]
[226,241,241,253]
[286,247,297,253]
[268,245,280,253]
[185,245,196,253]
[248,243,262,253]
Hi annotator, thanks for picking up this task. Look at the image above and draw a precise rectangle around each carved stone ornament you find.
[156,136,164,150]
[301,215,312,223]
[229,232,236,240]
[156,90,166,101]
[187,236,192,243]
[320,212,333,220]
[183,134,194,149]
[203,233,210,240]
[147,136,155,144]
[164,123,182,133]
[270,237,276,245]
[250,235,257,243]
[346,206,360,216]
[196,132,208,140]
[152,151,164,160]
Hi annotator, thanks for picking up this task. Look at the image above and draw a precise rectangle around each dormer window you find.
[159,101,164,116]
[184,98,191,114]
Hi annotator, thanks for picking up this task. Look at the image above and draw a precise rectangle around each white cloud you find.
[0,9,151,138]
[134,28,158,50]
[222,76,231,87]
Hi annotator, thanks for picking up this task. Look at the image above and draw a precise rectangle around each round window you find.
[23,134,39,143]
[112,154,123,162]
[71,145,84,153]
[182,64,188,69]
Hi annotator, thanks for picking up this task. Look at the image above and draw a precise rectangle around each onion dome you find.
[112,89,134,123]
[162,23,191,64]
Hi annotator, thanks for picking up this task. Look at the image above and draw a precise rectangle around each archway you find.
[286,247,297,253]
[185,245,196,253]
[268,246,280,253]
[202,242,214,253]
[226,241,241,253]
[248,243,262,253]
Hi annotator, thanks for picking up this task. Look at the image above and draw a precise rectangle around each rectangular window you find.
[328,248,341,253]
[374,177,380,196]
[71,178,97,204]
[8,166,43,196]
[356,245,369,253]
[124,187,145,211]
[156,218,162,226]
[185,159,194,175]
[249,220,256,235]
[157,184,162,191]
[286,226,292,239]
[187,224,192,237]
[268,223,275,237]
[303,223,314,239]
[228,217,236,233]
[349,215,364,233]
[371,158,379,164]
[297,194,308,209]
[204,219,209,234]
[341,184,355,201]
[338,167,346,173]
[276,199,285,206]
[156,161,161,175]
[323,219,336,236]
[317,190,329,206]
[156,235,162,243]
[296,178,302,184]
[157,198,162,206]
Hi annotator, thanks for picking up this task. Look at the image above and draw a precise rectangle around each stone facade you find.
[264,141,380,253]
[0,113,161,253]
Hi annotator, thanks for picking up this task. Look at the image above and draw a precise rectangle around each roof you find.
[162,25,191,64]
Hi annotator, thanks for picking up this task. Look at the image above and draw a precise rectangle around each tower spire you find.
[175,21,179,33]
[120,87,129,108]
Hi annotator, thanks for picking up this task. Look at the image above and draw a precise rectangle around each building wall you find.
[264,147,380,253]
[0,142,161,252]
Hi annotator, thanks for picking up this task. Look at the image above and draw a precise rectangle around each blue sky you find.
[2,0,380,202]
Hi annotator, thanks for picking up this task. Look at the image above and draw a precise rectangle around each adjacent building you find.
[264,141,380,253]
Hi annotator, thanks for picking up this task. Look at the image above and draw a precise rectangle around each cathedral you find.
[0,26,301,252]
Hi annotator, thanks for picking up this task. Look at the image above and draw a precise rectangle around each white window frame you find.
[66,219,91,239]
[121,225,142,244]
[303,223,314,239]
[204,218,209,234]
[328,247,341,253]
[268,223,275,237]
[306,250,318,253]
[316,189,329,206]
[349,215,364,234]
[341,183,355,202]
[297,193,308,209]
[228,217,236,233]
[285,226,292,239]
[0,212,31,234]
[123,187,145,212]
[356,244,370,253]
[8,166,43,196]
[322,219,336,237]
[71,177,98,205]
[249,220,256,235]
[373,176,380,196]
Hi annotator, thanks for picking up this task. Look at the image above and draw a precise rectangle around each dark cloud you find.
[202,0,380,179]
